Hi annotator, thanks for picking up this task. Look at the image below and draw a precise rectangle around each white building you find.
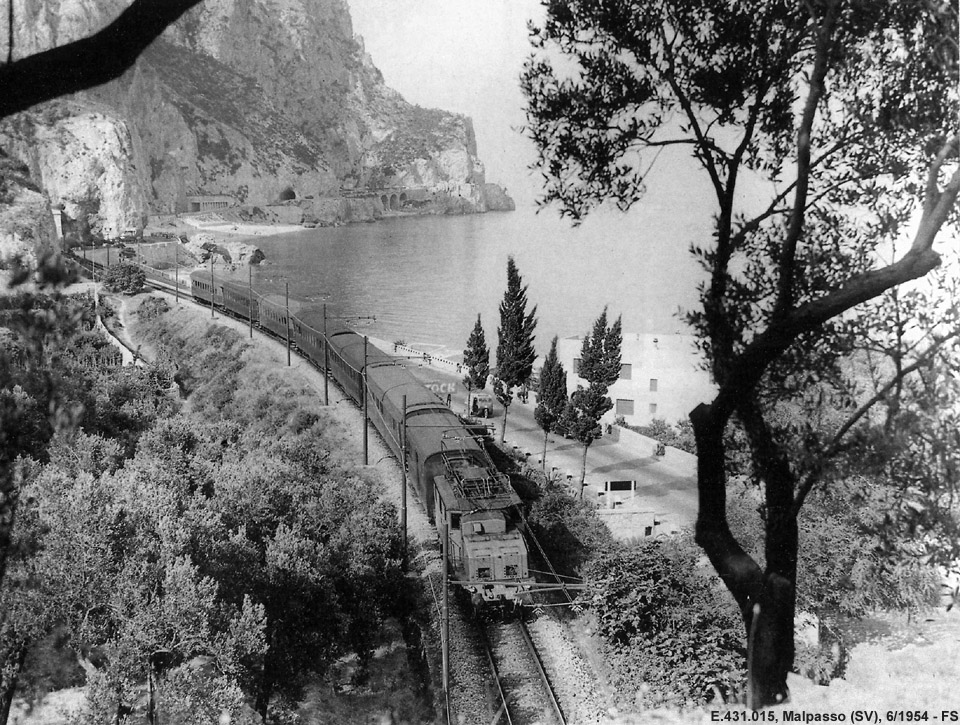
[556,332,716,427]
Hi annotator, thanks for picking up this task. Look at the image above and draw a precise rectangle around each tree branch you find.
[714,135,960,420]
[0,0,204,119]
[774,0,839,319]
[791,328,960,516]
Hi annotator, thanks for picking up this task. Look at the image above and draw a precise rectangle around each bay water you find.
[251,204,708,360]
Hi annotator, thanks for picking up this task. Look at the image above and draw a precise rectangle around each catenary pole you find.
[441,522,450,698]
[285,280,291,366]
[209,256,214,318]
[363,335,369,465]
[174,241,179,305]
[248,264,253,338]
[323,303,329,406]
[401,395,408,569]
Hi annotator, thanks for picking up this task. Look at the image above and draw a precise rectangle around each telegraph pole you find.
[209,256,214,318]
[363,335,369,465]
[174,242,179,305]
[248,264,253,338]
[285,280,291,366]
[401,395,408,569]
[441,523,450,699]
[323,303,329,406]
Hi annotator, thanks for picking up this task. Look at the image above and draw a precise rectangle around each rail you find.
[477,624,514,725]
[518,620,565,724]
[478,616,566,725]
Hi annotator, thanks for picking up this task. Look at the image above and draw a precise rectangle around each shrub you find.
[103,263,146,295]
[527,482,614,578]
[587,535,746,707]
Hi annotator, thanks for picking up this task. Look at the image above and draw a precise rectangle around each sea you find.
[247,203,709,361]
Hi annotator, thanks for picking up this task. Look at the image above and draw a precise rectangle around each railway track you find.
[481,614,566,725]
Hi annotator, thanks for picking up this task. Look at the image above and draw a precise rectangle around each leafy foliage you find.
[587,536,746,707]
[495,257,537,439]
[103,263,146,295]
[563,308,622,487]
[526,481,613,578]
[1,295,415,721]
[462,313,490,392]
[534,336,568,467]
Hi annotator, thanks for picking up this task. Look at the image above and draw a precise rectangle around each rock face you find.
[1,104,148,238]
[0,0,513,249]
[0,149,57,265]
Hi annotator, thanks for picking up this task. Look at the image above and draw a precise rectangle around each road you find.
[402,357,700,537]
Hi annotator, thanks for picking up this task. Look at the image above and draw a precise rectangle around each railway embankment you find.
[113,291,441,722]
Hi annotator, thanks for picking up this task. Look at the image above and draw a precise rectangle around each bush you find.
[527,482,614,578]
[103,263,146,295]
[587,535,746,707]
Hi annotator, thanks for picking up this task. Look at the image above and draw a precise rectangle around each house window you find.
[620,363,632,380]
[573,358,581,375]
[450,513,461,531]
[615,399,635,416]
[649,403,658,415]
[649,378,658,392]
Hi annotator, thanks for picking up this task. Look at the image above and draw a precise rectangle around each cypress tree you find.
[534,336,567,472]
[462,314,490,414]
[564,308,622,495]
[495,256,537,443]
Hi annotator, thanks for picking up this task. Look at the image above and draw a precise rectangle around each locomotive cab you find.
[433,455,534,603]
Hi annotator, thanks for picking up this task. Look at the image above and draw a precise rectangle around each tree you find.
[563,308,622,494]
[523,0,959,707]
[495,257,537,442]
[462,314,490,412]
[534,336,567,472]
[0,0,206,594]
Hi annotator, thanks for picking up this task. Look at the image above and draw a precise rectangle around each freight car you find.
[188,269,533,603]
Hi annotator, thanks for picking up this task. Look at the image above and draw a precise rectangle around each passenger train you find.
[188,269,534,603]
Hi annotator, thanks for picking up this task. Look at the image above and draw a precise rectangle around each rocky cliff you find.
[0,0,511,244]
[0,148,57,265]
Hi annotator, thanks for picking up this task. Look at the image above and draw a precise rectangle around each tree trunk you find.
[578,442,589,497]
[500,402,510,443]
[0,645,27,725]
[745,573,795,707]
[542,431,548,472]
[690,402,796,709]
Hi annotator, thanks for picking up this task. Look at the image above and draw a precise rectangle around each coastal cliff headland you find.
[0,0,513,257]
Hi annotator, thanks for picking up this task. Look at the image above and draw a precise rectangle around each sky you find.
[347,0,548,207]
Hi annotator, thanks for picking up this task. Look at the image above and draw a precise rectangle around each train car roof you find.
[405,407,487,457]
[367,363,439,405]
[331,330,395,370]
[258,295,304,312]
